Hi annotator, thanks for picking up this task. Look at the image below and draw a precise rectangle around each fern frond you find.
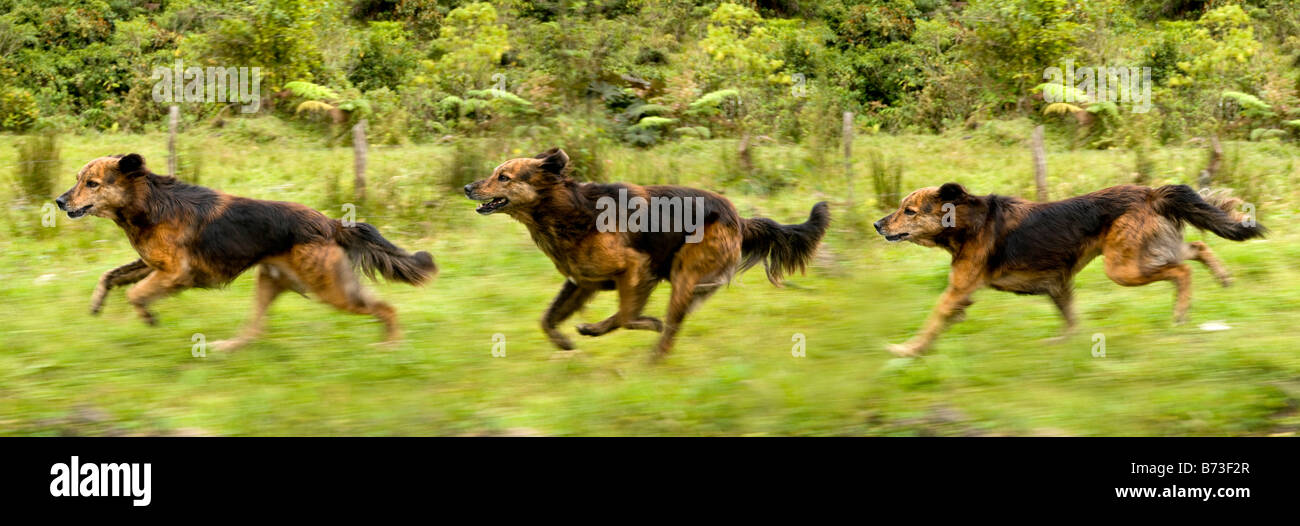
[1042,102,1084,115]
[284,81,340,102]
[295,100,337,115]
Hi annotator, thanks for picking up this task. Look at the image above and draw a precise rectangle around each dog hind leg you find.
[296,244,401,343]
[1105,257,1194,324]
[212,265,289,352]
[1185,241,1232,287]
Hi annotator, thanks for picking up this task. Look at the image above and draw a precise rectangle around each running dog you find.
[465,148,830,360]
[56,153,437,349]
[875,183,1264,356]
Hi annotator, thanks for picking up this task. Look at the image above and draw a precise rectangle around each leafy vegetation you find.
[1,1,1295,145]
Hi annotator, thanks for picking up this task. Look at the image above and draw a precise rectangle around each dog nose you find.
[55,195,67,211]
[873,220,883,234]
[463,184,473,197]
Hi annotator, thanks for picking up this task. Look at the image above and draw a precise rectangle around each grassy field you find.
[3,123,1299,436]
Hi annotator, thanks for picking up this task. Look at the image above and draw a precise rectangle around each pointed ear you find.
[117,153,146,177]
[535,148,569,174]
[937,182,968,202]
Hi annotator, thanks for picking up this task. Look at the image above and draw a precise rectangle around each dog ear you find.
[117,153,146,177]
[535,148,569,174]
[937,182,968,202]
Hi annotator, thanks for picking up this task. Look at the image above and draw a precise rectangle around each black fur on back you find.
[559,182,740,279]
[988,192,1140,272]
[195,197,335,281]
[740,201,831,285]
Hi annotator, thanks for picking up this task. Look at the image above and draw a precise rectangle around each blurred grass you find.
[1,124,1299,436]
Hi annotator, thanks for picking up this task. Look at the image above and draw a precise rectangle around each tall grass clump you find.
[868,148,903,211]
[443,139,495,194]
[13,133,60,204]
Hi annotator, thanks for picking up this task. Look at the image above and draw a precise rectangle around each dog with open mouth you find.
[875,182,1266,357]
[55,153,437,349]
[465,147,830,360]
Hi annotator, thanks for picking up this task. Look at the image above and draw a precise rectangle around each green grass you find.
[2,124,1299,436]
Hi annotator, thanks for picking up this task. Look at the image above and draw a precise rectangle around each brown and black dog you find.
[875,183,1264,356]
[56,153,437,349]
[465,148,830,360]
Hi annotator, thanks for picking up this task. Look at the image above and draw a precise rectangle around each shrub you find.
[0,87,39,131]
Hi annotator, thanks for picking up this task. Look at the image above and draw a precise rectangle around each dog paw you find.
[635,317,664,332]
[886,342,924,357]
[547,332,576,350]
[648,349,668,364]
[575,323,604,337]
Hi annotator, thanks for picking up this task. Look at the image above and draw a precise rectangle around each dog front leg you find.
[125,271,183,326]
[889,279,980,357]
[90,259,153,315]
[541,280,596,350]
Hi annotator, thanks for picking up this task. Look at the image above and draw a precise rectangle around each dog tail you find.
[334,221,438,285]
[1153,185,1266,241]
[739,201,830,286]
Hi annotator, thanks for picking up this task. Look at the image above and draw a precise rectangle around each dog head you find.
[874,182,975,247]
[55,154,148,219]
[464,148,569,215]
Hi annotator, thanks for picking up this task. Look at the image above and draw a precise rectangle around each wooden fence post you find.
[1032,125,1047,201]
[1199,135,1222,189]
[843,111,854,205]
[168,105,179,176]
[353,119,368,202]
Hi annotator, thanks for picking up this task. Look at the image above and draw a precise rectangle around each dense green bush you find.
[0,0,1296,148]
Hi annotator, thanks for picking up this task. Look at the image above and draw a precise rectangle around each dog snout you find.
[463,183,476,198]
[873,219,884,234]
[55,194,68,211]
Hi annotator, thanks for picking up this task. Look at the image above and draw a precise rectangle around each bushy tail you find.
[1153,185,1266,241]
[334,221,438,285]
[739,201,831,285]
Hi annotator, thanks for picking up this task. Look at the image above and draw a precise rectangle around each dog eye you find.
[903,208,916,216]
[497,174,509,182]
[85,180,99,189]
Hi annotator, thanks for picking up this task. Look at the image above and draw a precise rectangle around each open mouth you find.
[66,205,92,219]
[884,232,910,242]
[475,197,508,215]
